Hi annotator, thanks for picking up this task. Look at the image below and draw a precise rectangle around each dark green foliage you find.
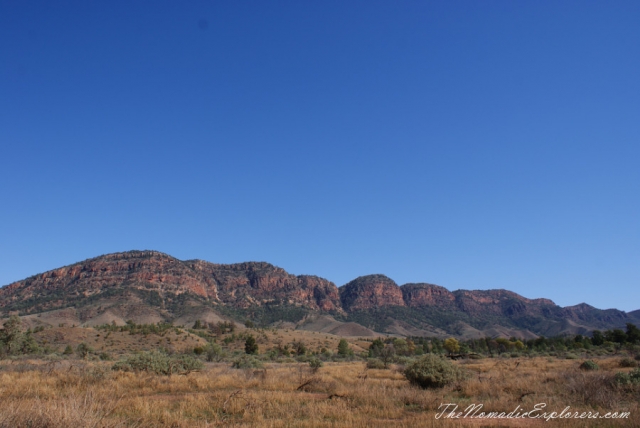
[605,329,627,344]
[368,338,385,358]
[404,354,468,389]
[112,351,203,375]
[216,304,309,327]
[245,335,258,355]
[591,330,604,346]
[579,360,599,371]
[193,346,205,355]
[63,345,74,355]
[337,339,352,357]
[626,323,640,344]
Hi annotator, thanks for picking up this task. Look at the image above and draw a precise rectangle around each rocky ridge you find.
[1,250,638,338]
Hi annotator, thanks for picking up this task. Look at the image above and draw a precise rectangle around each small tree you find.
[76,342,91,359]
[245,335,258,355]
[368,338,385,358]
[337,339,351,357]
[591,330,604,346]
[292,340,307,356]
[0,315,24,355]
[380,345,396,368]
[444,338,460,355]
[626,323,640,344]
[393,338,409,356]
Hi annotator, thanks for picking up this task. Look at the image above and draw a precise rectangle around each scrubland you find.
[0,356,638,427]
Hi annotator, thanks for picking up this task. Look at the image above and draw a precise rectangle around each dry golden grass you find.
[0,356,637,427]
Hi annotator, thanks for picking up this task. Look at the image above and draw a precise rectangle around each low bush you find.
[614,368,640,385]
[232,355,263,369]
[366,358,386,369]
[309,357,323,371]
[112,351,202,375]
[403,354,468,389]
[579,360,599,371]
[205,342,225,362]
[619,357,637,368]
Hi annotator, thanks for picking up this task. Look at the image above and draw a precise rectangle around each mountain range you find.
[1,250,638,339]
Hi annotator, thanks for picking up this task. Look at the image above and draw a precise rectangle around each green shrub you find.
[112,351,202,375]
[232,355,263,369]
[579,360,599,371]
[403,354,467,389]
[615,368,640,385]
[309,357,323,371]
[205,342,224,362]
[619,357,637,368]
[366,358,386,369]
[565,353,578,360]
[245,335,258,355]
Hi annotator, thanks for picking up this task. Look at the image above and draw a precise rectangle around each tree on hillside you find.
[337,339,352,357]
[245,335,258,355]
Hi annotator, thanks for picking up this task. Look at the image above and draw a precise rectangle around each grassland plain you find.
[0,356,638,427]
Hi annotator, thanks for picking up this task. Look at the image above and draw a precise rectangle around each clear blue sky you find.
[1,1,638,311]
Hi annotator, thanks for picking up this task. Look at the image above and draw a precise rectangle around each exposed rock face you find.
[186,261,342,312]
[451,289,557,318]
[0,250,638,337]
[340,275,405,311]
[401,283,455,307]
[0,251,343,315]
[0,251,217,314]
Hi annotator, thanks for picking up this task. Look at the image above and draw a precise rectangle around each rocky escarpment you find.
[0,251,217,314]
[186,260,342,312]
[339,275,405,311]
[1,250,638,337]
[0,251,343,316]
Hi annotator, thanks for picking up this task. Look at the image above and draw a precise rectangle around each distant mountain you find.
[1,250,638,339]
